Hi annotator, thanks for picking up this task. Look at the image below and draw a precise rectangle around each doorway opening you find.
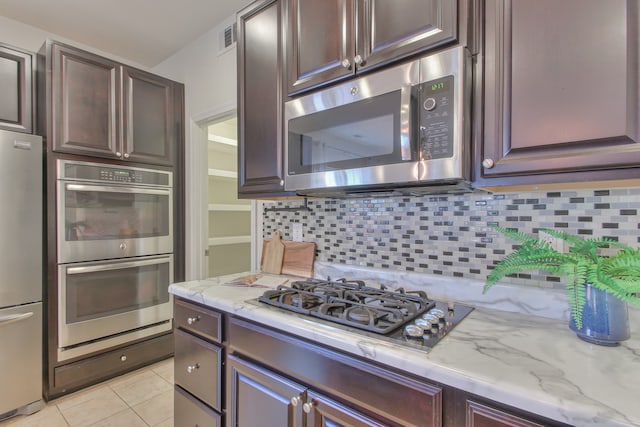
[205,114,252,277]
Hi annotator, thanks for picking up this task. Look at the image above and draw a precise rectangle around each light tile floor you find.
[0,358,174,427]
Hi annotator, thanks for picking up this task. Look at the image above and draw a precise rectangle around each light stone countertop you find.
[170,270,640,427]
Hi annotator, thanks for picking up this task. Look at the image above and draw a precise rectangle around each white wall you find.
[153,16,239,281]
[0,15,149,71]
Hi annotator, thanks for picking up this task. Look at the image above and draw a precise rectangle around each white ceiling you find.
[0,0,251,67]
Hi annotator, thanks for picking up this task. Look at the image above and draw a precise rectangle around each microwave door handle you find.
[65,257,171,275]
[65,183,170,196]
[400,84,414,161]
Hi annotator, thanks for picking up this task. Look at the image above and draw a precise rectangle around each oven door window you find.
[288,90,415,175]
[64,260,170,324]
[63,184,170,242]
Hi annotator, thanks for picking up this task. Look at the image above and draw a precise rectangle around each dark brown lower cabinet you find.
[172,298,571,427]
[227,355,387,426]
[466,400,545,427]
[227,317,442,427]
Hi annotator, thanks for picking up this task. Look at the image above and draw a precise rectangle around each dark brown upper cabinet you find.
[285,0,458,95]
[237,0,291,198]
[0,43,34,134]
[476,0,640,189]
[44,41,176,166]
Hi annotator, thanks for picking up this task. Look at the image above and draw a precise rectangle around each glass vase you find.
[569,284,630,346]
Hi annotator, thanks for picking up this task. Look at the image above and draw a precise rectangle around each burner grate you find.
[258,278,435,334]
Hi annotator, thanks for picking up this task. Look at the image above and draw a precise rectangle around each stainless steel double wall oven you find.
[56,160,173,361]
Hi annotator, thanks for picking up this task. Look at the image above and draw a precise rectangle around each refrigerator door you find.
[0,130,42,307]
[0,302,43,416]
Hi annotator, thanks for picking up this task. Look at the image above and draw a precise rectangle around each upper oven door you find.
[57,181,173,263]
[285,58,420,192]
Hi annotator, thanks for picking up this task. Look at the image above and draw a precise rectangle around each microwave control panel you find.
[416,75,455,160]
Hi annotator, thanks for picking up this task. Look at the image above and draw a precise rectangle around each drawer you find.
[174,328,222,411]
[175,385,221,427]
[174,298,222,343]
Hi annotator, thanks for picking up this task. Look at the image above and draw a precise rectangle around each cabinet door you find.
[305,390,387,427]
[122,67,174,165]
[51,43,120,158]
[226,354,305,427]
[466,400,545,427]
[477,0,640,188]
[0,44,33,133]
[286,0,356,94]
[358,0,458,72]
[237,0,290,197]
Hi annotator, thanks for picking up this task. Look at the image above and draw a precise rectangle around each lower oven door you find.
[58,254,173,349]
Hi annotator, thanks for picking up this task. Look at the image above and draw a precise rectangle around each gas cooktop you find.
[254,278,473,352]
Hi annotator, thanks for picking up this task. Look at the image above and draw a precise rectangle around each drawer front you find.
[174,298,222,343]
[175,385,221,427]
[174,328,222,410]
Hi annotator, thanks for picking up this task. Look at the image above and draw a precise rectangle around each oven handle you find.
[65,257,171,274]
[65,183,171,196]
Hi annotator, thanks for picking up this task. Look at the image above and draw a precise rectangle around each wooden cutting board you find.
[261,230,285,274]
[261,238,316,278]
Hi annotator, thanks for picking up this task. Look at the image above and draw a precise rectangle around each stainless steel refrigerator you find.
[0,129,43,419]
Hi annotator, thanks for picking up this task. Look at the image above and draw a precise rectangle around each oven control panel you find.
[99,169,143,183]
[59,160,172,187]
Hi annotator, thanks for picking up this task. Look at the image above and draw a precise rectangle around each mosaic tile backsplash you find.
[262,187,640,290]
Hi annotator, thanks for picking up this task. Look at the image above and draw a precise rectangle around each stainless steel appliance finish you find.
[56,160,173,264]
[0,130,43,419]
[256,278,473,352]
[55,159,174,361]
[285,46,472,196]
[58,254,173,352]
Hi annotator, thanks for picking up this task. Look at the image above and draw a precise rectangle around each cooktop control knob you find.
[429,308,445,323]
[404,324,424,338]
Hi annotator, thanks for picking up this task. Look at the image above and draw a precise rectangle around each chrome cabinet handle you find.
[302,402,314,414]
[187,315,200,325]
[290,396,301,407]
[124,153,130,159]
[116,151,122,157]
[354,54,364,66]
[341,58,351,69]
[120,355,127,362]
[187,363,199,373]
[119,242,127,250]
[482,158,495,169]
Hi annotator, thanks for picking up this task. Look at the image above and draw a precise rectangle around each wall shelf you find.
[209,204,251,212]
[208,168,237,179]
[208,236,251,246]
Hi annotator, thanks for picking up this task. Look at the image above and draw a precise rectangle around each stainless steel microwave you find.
[284,46,472,197]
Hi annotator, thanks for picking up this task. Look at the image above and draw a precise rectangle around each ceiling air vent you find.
[219,23,237,54]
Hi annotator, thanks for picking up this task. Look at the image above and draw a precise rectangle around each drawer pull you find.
[187,315,200,325]
[186,363,200,374]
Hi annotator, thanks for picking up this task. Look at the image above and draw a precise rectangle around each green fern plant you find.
[484,226,640,329]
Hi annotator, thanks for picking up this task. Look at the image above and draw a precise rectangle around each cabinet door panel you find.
[122,67,174,165]
[466,400,545,427]
[227,354,305,427]
[359,0,457,71]
[237,0,289,196]
[478,0,640,186]
[52,44,120,157]
[286,0,355,94]
[0,45,33,133]
[306,390,386,427]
